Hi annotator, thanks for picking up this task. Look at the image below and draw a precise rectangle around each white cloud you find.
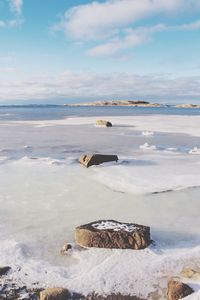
[55,0,180,39]
[87,20,200,57]
[0,70,200,103]
[53,0,200,57]
[0,0,24,29]
[0,18,24,29]
[0,21,6,28]
[54,0,200,40]
[0,67,16,73]
[176,19,200,31]
[87,24,164,56]
[7,18,24,27]
[9,0,23,15]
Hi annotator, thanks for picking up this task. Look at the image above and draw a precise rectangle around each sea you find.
[0,105,200,299]
[0,104,200,121]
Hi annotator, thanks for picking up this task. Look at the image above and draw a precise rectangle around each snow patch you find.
[92,221,136,232]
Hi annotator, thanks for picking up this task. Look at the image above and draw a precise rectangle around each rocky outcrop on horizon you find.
[175,104,200,108]
[64,100,163,107]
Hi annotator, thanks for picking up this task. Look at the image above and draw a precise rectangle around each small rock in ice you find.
[60,243,72,255]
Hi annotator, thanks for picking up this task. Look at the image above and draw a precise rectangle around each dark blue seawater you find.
[0,105,200,121]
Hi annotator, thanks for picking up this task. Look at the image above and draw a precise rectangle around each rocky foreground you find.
[0,220,197,300]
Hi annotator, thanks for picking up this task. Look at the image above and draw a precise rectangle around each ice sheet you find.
[0,114,200,298]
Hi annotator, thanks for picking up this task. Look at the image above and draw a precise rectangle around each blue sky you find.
[0,0,200,104]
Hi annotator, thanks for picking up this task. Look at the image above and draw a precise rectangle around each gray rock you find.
[0,266,11,276]
[79,154,118,168]
[75,220,151,250]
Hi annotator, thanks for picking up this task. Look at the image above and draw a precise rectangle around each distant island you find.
[64,100,200,108]
[175,104,200,108]
[64,100,163,107]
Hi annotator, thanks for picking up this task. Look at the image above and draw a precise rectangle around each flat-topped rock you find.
[96,120,112,127]
[40,288,70,300]
[167,280,194,300]
[75,220,151,249]
[79,154,118,168]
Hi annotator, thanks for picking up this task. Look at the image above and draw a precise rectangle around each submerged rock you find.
[95,120,112,127]
[181,268,200,280]
[40,288,70,300]
[167,280,194,300]
[75,220,151,249]
[0,266,11,276]
[79,154,118,168]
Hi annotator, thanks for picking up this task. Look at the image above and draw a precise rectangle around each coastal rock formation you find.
[167,280,194,300]
[96,120,112,127]
[40,288,70,300]
[79,154,118,168]
[75,220,151,249]
[0,266,11,276]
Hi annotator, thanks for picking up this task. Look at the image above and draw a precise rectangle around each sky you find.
[0,0,200,104]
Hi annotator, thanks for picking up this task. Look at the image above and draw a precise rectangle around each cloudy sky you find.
[0,0,200,104]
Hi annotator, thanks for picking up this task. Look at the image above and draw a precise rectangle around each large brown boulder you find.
[79,154,118,168]
[40,288,70,300]
[75,220,151,250]
[167,280,194,300]
[96,120,112,127]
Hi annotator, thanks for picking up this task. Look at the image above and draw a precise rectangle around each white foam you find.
[0,238,200,298]
[189,147,200,155]
[142,131,154,136]
[140,142,157,150]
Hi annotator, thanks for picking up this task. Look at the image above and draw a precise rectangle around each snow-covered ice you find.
[0,113,200,298]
